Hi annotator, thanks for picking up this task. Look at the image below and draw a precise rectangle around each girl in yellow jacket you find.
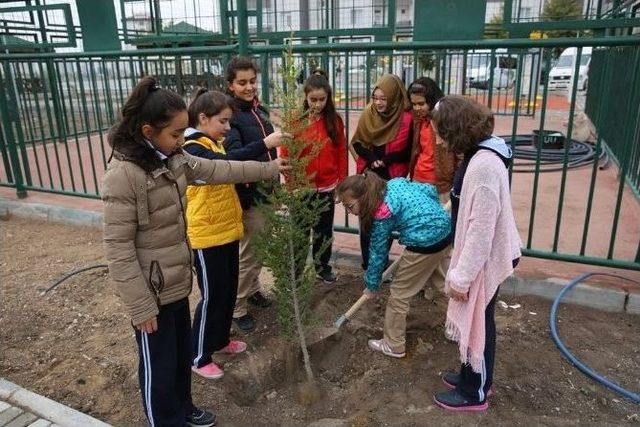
[184,89,286,380]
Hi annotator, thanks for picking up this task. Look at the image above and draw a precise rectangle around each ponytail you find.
[187,88,232,128]
[336,172,387,233]
[108,76,186,151]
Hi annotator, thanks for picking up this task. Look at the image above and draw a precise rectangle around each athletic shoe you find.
[316,268,338,283]
[215,340,247,355]
[441,371,494,396]
[191,362,223,380]
[248,291,272,308]
[367,339,406,358]
[186,407,217,426]
[434,389,488,412]
[233,314,256,332]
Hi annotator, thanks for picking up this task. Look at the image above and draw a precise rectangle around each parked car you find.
[466,49,517,90]
[548,47,592,91]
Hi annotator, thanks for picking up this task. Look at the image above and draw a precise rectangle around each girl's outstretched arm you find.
[183,151,283,185]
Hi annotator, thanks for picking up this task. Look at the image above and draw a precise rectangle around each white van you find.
[548,47,592,91]
[466,49,517,90]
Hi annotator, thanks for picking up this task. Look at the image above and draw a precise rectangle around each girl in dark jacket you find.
[223,57,288,332]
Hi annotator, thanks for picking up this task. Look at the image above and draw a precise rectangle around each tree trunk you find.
[287,218,314,382]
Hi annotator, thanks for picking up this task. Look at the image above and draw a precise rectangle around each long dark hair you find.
[408,77,444,111]
[108,76,186,150]
[225,56,259,87]
[336,172,387,233]
[303,74,341,144]
[188,88,232,128]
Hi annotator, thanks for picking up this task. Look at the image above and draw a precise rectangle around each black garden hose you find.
[42,264,108,295]
[501,134,609,173]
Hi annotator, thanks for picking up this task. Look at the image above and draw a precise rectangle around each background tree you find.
[541,0,584,56]
[485,5,509,39]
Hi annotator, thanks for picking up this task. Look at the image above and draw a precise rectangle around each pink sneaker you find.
[215,340,247,355]
[192,362,224,379]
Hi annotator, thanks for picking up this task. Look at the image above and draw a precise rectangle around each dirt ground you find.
[1,216,639,426]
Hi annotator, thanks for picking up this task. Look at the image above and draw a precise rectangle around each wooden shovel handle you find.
[381,257,401,282]
[344,294,370,320]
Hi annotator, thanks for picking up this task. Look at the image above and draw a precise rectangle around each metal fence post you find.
[0,60,27,198]
[237,0,249,56]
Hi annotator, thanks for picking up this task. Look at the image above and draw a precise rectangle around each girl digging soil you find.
[336,173,451,358]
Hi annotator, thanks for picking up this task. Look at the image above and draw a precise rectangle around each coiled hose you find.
[550,272,640,404]
[501,134,610,173]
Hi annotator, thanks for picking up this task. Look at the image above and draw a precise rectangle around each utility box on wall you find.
[413,0,487,41]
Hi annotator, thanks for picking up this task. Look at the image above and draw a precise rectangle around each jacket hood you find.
[478,135,513,167]
[184,127,207,140]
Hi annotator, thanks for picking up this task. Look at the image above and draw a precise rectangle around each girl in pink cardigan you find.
[431,96,522,412]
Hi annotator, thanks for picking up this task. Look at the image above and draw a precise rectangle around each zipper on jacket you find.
[251,108,273,161]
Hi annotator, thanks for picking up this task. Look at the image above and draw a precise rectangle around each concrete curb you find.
[0,378,111,427]
[3,196,637,314]
[0,197,103,228]
[628,293,640,315]
[501,275,630,312]
[333,251,638,314]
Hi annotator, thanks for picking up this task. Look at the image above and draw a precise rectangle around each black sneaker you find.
[433,389,488,412]
[441,371,494,396]
[186,407,217,427]
[248,291,272,308]
[441,371,460,389]
[233,314,256,332]
[316,268,338,283]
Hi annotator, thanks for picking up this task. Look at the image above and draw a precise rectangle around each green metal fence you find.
[1,37,639,270]
[585,45,640,197]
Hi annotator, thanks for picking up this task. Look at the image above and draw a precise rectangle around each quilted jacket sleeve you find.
[183,151,279,185]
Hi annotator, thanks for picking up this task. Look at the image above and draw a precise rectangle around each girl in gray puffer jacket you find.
[102,76,286,427]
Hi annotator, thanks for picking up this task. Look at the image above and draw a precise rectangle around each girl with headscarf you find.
[349,74,413,270]
[350,74,412,181]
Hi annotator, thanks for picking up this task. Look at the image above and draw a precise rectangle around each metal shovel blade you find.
[306,326,340,345]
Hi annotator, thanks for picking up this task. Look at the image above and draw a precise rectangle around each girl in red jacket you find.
[282,74,347,282]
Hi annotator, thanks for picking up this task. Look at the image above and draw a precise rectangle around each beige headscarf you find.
[350,74,410,151]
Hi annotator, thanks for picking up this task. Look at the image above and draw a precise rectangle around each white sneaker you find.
[368,339,406,358]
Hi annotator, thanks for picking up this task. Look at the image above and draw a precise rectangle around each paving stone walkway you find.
[0,399,56,427]
[0,379,111,427]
